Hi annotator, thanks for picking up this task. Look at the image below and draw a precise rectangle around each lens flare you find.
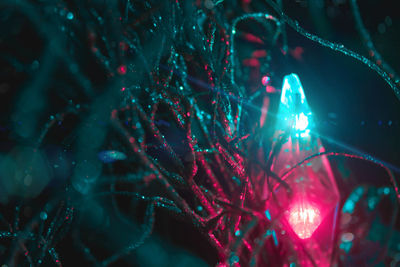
[288,201,321,239]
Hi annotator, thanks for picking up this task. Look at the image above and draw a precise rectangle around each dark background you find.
[0,0,400,266]
[282,0,400,170]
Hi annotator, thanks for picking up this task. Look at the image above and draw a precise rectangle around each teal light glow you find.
[265,229,279,246]
[342,186,364,213]
[280,74,306,108]
[339,241,352,253]
[265,209,272,220]
[294,112,309,131]
[277,74,313,137]
[98,150,127,163]
[339,232,355,254]
[271,230,279,246]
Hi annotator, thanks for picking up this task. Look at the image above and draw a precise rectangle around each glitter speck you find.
[118,65,127,75]
[40,211,48,220]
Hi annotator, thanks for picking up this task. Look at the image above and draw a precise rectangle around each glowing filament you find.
[294,112,309,131]
[288,202,321,239]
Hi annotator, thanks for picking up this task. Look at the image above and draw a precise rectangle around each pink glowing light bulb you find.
[287,201,322,239]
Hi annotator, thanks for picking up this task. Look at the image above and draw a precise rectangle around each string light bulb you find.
[268,73,340,266]
[277,73,313,138]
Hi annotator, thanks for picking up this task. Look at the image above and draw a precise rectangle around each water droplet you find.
[66,12,74,20]
[40,211,48,220]
[383,187,390,195]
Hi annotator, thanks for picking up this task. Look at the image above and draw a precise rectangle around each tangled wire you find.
[0,0,399,266]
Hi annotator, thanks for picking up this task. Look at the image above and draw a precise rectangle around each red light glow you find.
[261,75,270,86]
[118,65,127,75]
[288,201,321,239]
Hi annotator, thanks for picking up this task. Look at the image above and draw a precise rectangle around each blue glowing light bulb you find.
[277,74,313,137]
